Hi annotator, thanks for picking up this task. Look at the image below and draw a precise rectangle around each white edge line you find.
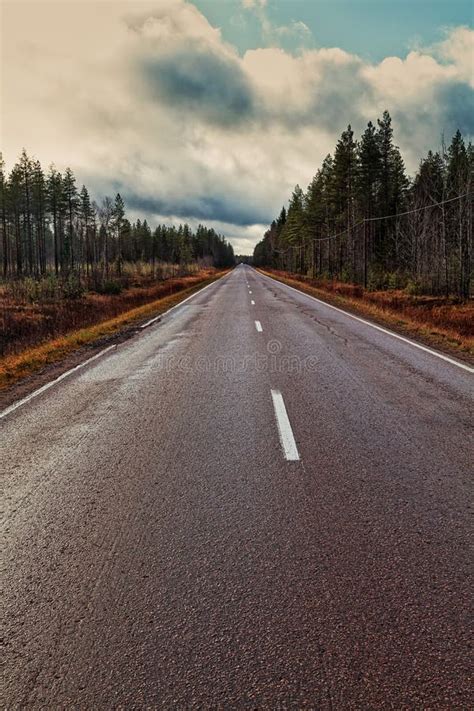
[255,320,263,332]
[271,389,300,461]
[141,271,230,329]
[255,269,474,374]
[0,345,116,421]
[1,270,234,421]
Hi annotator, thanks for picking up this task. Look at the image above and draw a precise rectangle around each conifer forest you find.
[254,113,472,298]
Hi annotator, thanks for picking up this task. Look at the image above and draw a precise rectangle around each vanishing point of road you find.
[2,266,473,708]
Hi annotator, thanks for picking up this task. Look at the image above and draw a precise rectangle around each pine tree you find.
[374,111,409,269]
[32,159,47,275]
[80,186,94,278]
[304,171,326,276]
[8,162,24,275]
[181,223,193,264]
[46,166,64,276]
[99,196,114,277]
[446,130,470,297]
[376,111,394,214]
[332,125,358,277]
[0,154,8,276]
[113,193,125,275]
[282,185,304,271]
[62,168,79,273]
[18,150,36,274]
[357,122,381,219]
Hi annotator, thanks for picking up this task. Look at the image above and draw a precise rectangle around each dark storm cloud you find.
[391,79,474,160]
[437,82,474,137]
[143,47,255,127]
[125,191,273,227]
[141,43,374,139]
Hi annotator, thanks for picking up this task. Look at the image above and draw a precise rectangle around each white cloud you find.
[241,0,312,50]
[2,1,473,253]
[433,26,474,87]
[241,0,267,8]
[274,20,311,40]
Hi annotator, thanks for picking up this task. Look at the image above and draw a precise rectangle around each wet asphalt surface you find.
[1,265,473,709]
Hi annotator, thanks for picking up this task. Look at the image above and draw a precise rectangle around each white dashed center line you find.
[255,320,263,332]
[271,389,300,461]
[251,300,255,305]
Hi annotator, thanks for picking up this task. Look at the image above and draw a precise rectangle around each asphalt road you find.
[2,265,473,709]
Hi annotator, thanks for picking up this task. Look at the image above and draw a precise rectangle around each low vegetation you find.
[0,266,225,389]
[0,262,208,356]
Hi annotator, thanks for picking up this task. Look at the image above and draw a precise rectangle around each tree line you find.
[0,150,235,286]
[253,113,472,297]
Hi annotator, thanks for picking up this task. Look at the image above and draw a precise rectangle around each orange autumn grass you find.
[259,269,474,359]
[0,270,228,389]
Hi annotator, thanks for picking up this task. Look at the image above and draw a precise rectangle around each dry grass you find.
[0,270,226,389]
[260,269,474,358]
[0,268,216,358]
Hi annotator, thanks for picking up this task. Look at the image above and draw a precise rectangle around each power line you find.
[273,192,471,252]
[364,192,470,223]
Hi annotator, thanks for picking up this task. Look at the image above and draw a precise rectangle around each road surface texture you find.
[2,265,473,709]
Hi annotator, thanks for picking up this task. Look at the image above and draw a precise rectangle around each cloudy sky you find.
[2,0,473,254]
